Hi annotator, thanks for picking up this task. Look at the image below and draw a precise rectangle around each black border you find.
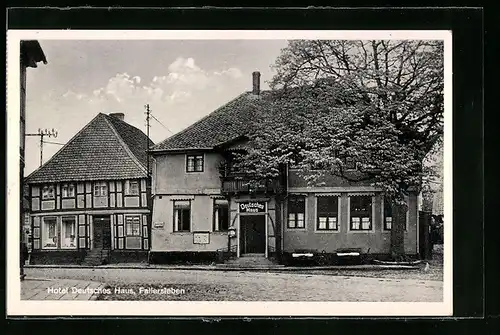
[6,5,484,328]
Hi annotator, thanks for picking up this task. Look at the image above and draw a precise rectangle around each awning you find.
[169,195,195,201]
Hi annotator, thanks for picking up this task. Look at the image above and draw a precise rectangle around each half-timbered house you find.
[25,112,153,265]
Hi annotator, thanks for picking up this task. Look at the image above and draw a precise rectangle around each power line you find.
[43,140,66,145]
[150,113,174,134]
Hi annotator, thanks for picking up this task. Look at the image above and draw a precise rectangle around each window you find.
[42,216,78,249]
[61,217,77,249]
[62,184,75,198]
[288,196,306,228]
[213,199,229,231]
[383,197,407,231]
[42,217,58,249]
[42,185,55,200]
[317,196,339,231]
[125,180,139,195]
[173,200,191,232]
[349,195,373,231]
[125,216,141,236]
[94,182,107,196]
[186,154,204,172]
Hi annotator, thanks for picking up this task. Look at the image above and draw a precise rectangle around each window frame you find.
[348,194,375,232]
[286,195,307,230]
[315,195,341,232]
[60,216,77,249]
[213,199,229,232]
[173,200,191,232]
[186,154,204,173]
[125,180,140,196]
[61,183,75,198]
[41,185,55,200]
[93,181,108,197]
[125,215,142,237]
[41,216,59,249]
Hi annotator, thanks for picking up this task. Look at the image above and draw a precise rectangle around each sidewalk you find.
[21,277,105,300]
[25,263,422,271]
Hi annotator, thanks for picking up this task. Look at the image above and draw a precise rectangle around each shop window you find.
[62,184,75,198]
[287,196,306,228]
[317,196,339,231]
[125,180,139,195]
[173,200,191,232]
[213,199,229,231]
[94,182,107,196]
[42,216,78,249]
[125,216,141,236]
[186,154,204,172]
[42,185,55,200]
[349,195,373,231]
[42,217,58,249]
[61,216,77,249]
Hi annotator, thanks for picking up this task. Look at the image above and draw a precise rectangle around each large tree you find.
[234,40,444,259]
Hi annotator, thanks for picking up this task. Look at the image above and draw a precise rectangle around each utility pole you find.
[144,104,151,177]
[26,128,58,167]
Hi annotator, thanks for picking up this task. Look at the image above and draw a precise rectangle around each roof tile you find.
[151,91,271,152]
[25,113,154,184]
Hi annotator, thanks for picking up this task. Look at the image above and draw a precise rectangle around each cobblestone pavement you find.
[25,267,443,302]
[21,278,105,300]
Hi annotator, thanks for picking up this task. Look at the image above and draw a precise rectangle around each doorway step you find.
[81,248,110,266]
[218,254,284,268]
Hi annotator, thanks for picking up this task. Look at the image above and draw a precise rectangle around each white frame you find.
[314,194,341,234]
[212,198,229,232]
[172,199,192,232]
[285,194,307,231]
[124,214,141,237]
[60,215,78,249]
[347,194,376,233]
[41,185,55,200]
[61,183,75,198]
[41,216,58,249]
[93,181,108,197]
[125,180,140,196]
[237,200,268,258]
[185,153,205,173]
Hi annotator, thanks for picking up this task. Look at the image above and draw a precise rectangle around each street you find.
[24,267,443,302]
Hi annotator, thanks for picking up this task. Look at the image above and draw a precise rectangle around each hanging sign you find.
[239,201,266,213]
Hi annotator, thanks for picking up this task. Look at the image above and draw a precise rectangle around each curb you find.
[25,264,421,271]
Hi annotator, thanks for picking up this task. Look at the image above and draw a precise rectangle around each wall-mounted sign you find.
[153,222,164,229]
[193,232,210,244]
[239,201,266,213]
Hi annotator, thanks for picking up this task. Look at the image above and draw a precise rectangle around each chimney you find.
[109,112,125,121]
[252,71,261,95]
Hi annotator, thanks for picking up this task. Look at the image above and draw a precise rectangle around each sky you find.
[24,39,289,175]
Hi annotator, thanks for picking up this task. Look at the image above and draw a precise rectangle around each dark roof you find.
[26,113,154,184]
[151,91,271,152]
[20,40,47,68]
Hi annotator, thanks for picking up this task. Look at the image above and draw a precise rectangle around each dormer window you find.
[42,185,55,200]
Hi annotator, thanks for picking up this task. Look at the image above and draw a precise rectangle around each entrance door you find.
[240,215,266,254]
[93,215,111,249]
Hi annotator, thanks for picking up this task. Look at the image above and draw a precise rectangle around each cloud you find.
[25,57,247,175]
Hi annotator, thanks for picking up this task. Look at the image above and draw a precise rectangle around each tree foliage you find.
[235,40,444,202]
